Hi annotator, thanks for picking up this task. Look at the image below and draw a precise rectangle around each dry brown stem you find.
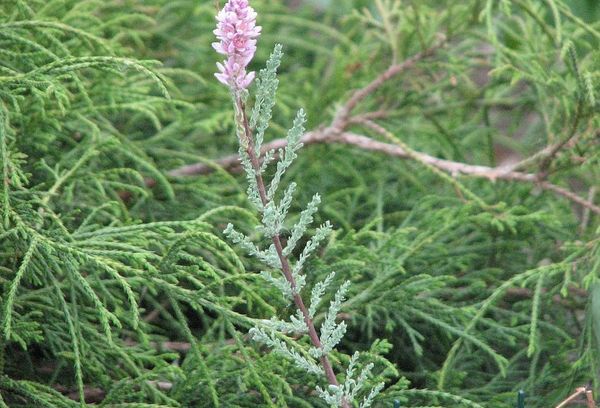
[168,128,600,215]
[586,389,596,408]
[555,386,596,408]
[331,36,446,130]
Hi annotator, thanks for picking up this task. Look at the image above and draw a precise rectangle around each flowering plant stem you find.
[234,96,348,406]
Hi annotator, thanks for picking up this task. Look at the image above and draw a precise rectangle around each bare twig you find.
[331,36,446,130]
[506,129,585,173]
[555,386,594,408]
[538,182,600,215]
[168,128,600,215]
[585,389,596,408]
[168,128,331,176]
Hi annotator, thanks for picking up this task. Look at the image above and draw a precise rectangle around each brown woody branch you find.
[555,386,596,408]
[167,128,600,215]
[331,35,446,130]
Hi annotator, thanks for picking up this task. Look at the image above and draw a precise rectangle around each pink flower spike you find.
[213,0,261,92]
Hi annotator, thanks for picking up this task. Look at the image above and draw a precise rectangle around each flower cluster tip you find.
[213,0,261,92]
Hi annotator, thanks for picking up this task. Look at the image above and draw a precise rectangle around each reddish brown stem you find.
[586,389,596,408]
[235,97,347,406]
[554,385,597,408]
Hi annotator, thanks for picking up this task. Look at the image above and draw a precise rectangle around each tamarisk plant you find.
[213,1,383,406]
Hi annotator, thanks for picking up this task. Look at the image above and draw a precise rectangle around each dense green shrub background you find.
[0,0,598,407]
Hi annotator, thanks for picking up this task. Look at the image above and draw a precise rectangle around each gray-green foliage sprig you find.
[224,44,383,407]
[316,352,384,408]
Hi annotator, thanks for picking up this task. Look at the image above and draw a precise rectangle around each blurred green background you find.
[298,0,600,21]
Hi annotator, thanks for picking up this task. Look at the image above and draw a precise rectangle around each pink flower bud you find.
[213,0,262,92]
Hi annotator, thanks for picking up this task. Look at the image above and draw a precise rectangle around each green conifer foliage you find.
[0,0,598,407]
